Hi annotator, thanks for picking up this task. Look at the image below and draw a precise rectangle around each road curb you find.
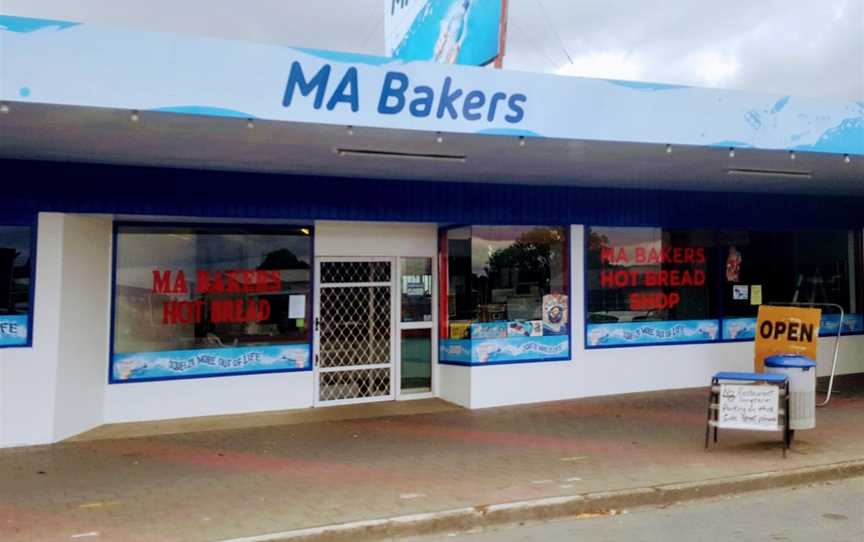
[222,459,864,542]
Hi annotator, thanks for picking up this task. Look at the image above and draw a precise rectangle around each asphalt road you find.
[403,477,864,542]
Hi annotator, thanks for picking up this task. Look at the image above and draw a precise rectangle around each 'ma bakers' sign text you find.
[282,61,527,124]
[152,269,278,325]
[599,245,707,310]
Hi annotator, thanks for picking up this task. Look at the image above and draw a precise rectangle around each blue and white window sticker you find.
[112,344,310,382]
[471,335,568,363]
[587,320,720,347]
[0,315,28,346]
[722,317,757,340]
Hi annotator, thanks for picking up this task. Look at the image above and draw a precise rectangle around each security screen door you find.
[314,258,396,405]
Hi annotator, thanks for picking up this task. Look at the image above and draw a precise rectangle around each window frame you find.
[584,226,864,350]
[0,218,37,350]
[715,228,864,342]
[438,224,572,367]
[108,220,315,384]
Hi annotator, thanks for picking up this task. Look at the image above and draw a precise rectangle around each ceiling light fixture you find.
[665,144,673,154]
[727,168,812,179]
[337,148,466,163]
[728,147,735,158]
[789,150,796,161]
[346,125,354,136]
[436,132,444,144]
[246,118,255,129]
[519,136,526,147]
[0,102,9,114]
[130,110,140,123]
[844,154,851,164]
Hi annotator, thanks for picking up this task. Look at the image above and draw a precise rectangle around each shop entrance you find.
[314,258,396,405]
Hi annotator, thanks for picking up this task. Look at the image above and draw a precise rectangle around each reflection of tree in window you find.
[485,228,563,303]
[444,226,568,330]
[257,248,311,337]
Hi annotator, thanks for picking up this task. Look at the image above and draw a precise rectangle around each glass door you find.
[397,257,435,397]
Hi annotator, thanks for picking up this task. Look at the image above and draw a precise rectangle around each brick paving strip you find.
[219,461,864,542]
[1,376,862,542]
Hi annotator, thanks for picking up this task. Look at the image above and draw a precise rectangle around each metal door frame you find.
[313,256,397,407]
[394,256,438,400]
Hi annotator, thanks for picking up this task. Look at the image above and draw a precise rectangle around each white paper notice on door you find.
[289,295,306,319]
[718,384,779,430]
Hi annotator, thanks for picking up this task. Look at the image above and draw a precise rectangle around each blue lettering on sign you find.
[379,71,409,114]
[391,0,411,15]
[283,62,526,124]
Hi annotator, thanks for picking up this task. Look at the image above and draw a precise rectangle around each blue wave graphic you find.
[0,15,79,33]
[148,106,256,119]
[605,80,690,91]
[297,48,397,66]
[710,140,755,148]
[793,117,864,155]
[770,96,790,114]
[475,128,542,137]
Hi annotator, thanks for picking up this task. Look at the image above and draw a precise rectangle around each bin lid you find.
[764,354,817,368]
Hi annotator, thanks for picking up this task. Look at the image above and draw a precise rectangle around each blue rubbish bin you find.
[765,354,817,430]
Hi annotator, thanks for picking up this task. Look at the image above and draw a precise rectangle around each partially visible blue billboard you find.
[386,0,503,66]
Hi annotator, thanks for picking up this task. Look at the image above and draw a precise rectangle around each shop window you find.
[0,225,33,348]
[440,226,569,365]
[720,230,864,339]
[586,227,719,347]
[111,224,312,382]
[400,257,433,323]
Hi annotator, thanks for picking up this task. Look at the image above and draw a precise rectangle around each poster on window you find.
[112,344,311,382]
[472,335,568,363]
[587,320,719,347]
[722,317,758,340]
[820,313,864,335]
[439,339,472,363]
[0,315,28,346]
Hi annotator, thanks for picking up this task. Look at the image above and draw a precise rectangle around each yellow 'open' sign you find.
[754,305,821,372]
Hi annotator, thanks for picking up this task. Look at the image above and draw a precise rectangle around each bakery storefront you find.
[0,15,862,448]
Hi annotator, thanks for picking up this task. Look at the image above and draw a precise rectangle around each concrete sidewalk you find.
[1,376,862,542]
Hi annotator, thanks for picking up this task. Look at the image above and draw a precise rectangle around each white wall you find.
[438,364,471,407]
[0,214,65,446]
[466,225,864,409]
[315,221,438,257]
[0,214,112,447]
[52,215,112,440]
[104,372,314,423]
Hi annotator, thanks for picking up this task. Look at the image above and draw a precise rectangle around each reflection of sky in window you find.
[0,227,32,266]
[117,230,310,289]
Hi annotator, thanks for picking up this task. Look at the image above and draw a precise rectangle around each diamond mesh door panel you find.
[317,260,393,403]
[319,286,391,368]
[319,368,391,402]
[320,261,391,284]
